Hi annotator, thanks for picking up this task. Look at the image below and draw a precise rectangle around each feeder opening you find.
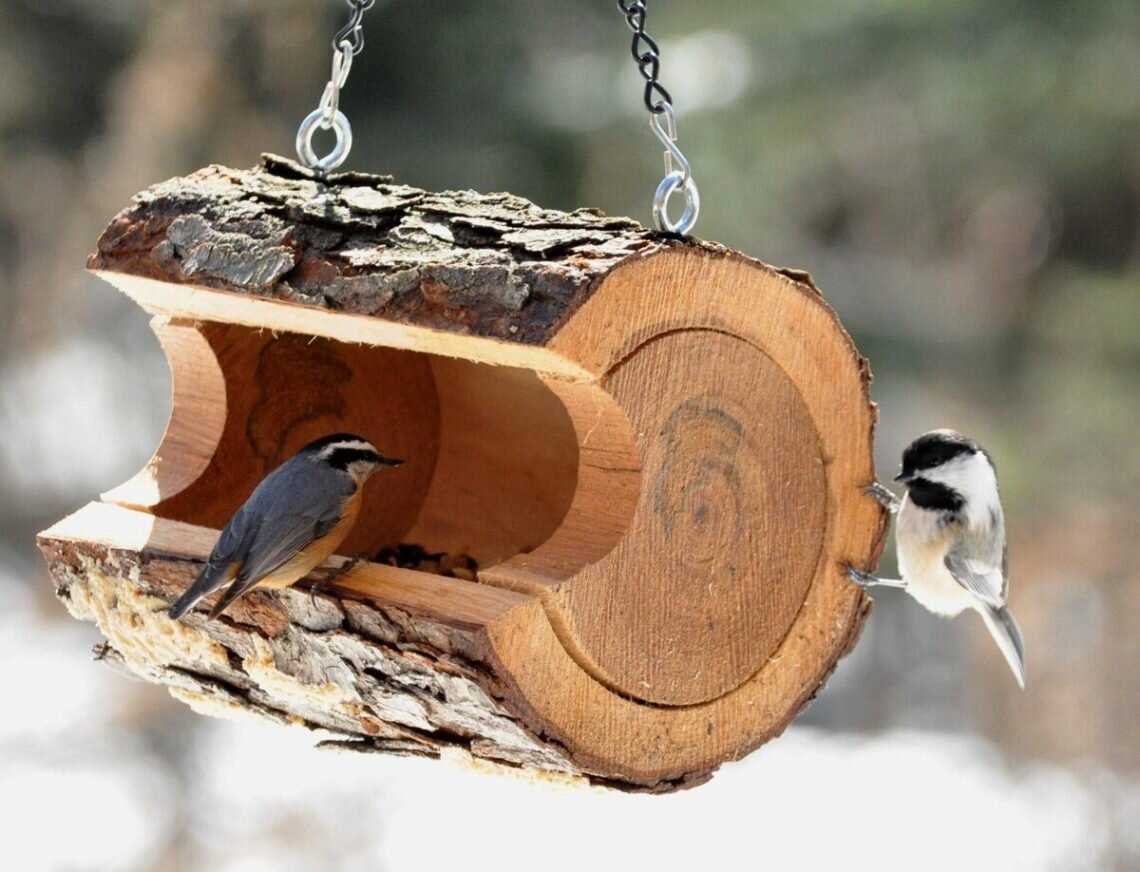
[104,319,592,576]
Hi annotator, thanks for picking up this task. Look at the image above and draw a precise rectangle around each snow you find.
[0,554,1131,871]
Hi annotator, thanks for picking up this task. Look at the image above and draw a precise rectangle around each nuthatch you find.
[168,433,402,620]
[848,429,1027,688]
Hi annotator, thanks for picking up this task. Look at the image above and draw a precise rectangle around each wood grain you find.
[555,329,827,706]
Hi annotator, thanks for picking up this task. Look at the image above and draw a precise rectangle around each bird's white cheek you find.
[930,455,997,507]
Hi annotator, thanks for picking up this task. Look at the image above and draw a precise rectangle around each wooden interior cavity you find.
[104,316,611,574]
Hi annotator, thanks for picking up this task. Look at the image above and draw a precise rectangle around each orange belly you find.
[256,490,362,589]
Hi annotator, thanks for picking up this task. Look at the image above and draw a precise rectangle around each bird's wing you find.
[944,505,1008,608]
[206,459,354,617]
[205,509,341,619]
[944,548,1006,608]
[168,505,259,618]
[234,507,342,585]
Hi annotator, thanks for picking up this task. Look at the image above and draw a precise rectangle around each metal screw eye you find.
[296,2,371,173]
[653,170,700,236]
[296,109,353,174]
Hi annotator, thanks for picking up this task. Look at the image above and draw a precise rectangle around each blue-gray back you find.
[210,453,356,580]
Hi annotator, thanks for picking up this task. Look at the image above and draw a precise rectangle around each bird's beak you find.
[894,470,913,483]
[379,456,404,468]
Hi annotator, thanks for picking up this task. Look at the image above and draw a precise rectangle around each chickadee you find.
[168,433,402,620]
[848,429,1026,688]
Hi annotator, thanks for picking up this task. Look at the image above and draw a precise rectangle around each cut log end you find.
[40,156,888,792]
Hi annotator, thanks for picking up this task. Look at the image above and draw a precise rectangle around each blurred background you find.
[1,0,1137,869]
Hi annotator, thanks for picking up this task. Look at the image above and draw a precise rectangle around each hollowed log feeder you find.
[39,155,886,791]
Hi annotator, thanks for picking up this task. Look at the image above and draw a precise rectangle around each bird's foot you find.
[865,481,901,513]
[309,552,370,607]
[843,563,907,589]
[845,564,879,587]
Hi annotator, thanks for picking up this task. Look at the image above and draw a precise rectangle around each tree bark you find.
[88,153,656,346]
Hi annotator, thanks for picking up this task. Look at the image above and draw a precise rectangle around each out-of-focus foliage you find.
[0,1,1137,868]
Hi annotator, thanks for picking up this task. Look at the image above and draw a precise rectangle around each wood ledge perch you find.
[39,154,888,791]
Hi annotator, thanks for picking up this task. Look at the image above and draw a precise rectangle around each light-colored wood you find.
[91,271,598,380]
[104,319,441,556]
[107,316,596,572]
[524,248,882,711]
[40,157,888,791]
[474,377,642,584]
[402,357,580,568]
[102,316,226,508]
[556,329,827,705]
[470,247,885,780]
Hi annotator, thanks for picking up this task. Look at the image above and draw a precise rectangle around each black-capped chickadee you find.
[847,429,1027,688]
[168,433,402,620]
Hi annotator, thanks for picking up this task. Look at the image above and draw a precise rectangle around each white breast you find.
[896,496,975,617]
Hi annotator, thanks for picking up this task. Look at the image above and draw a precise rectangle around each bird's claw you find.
[309,552,370,607]
[844,564,880,587]
[843,563,907,590]
[864,481,901,513]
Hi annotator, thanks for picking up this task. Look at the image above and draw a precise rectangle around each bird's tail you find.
[168,561,239,620]
[979,604,1027,689]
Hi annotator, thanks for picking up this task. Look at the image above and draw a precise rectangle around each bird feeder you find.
[38,155,887,791]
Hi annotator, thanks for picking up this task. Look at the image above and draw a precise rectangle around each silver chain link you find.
[294,0,699,232]
[296,0,374,173]
[617,1,700,235]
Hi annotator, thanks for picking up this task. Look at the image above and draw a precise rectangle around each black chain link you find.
[333,0,376,55]
[618,0,673,114]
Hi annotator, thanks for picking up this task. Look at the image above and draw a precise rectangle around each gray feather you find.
[979,603,1027,689]
[171,454,353,619]
[944,502,1008,608]
[168,505,258,619]
[233,462,351,582]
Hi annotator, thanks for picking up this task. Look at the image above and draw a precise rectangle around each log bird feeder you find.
[38,155,888,791]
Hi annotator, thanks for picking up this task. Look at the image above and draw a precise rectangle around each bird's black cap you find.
[896,429,979,482]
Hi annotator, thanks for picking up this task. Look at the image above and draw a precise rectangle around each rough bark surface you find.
[40,535,617,786]
[89,154,666,345]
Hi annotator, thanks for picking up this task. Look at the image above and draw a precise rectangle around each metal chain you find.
[333,0,375,56]
[617,1,699,235]
[296,0,375,173]
[618,0,672,114]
